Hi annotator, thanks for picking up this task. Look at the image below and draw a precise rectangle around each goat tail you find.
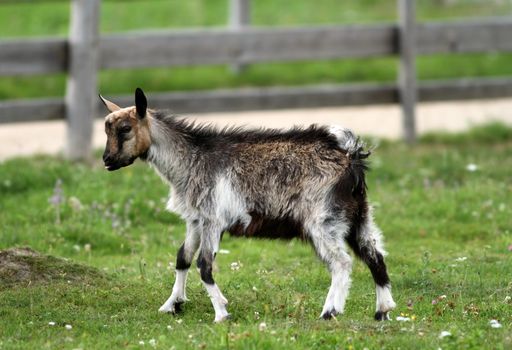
[329,126,371,195]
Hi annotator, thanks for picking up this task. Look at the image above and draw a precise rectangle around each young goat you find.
[100,88,396,322]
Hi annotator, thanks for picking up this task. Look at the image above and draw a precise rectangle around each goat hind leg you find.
[320,252,353,319]
[310,225,353,319]
[347,218,396,320]
[370,251,396,320]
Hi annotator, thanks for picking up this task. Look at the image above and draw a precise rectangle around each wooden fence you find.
[1,0,512,158]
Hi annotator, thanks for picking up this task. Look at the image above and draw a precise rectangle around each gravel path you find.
[1,98,512,161]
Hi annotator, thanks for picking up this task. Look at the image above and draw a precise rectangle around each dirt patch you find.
[0,247,106,288]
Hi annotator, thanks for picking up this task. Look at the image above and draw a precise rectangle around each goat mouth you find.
[104,157,135,171]
[105,164,121,171]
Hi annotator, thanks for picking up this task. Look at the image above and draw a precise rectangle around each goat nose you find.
[103,153,111,162]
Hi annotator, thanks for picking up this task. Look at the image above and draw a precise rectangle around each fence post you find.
[398,0,417,143]
[65,0,100,160]
[229,0,250,73]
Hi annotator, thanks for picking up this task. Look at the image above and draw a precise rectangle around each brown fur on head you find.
[100,88,151,171]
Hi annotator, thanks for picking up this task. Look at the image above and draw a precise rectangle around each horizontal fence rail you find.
[2,19,512,76]
[0,38,68,76]
[99,25,397,69]
[0,98,65,123]
[417,19,512,54]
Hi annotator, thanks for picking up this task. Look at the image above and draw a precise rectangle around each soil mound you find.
[0,247,105,288]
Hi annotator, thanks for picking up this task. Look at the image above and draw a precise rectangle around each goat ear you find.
[99,94,121,113]
[135,88,147,119]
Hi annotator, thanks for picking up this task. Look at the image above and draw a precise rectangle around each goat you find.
[99,88,396,322]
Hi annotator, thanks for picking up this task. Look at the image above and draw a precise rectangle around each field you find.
[1,0,512,100]
[0,124,511,349]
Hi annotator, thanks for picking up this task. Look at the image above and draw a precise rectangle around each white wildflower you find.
[454,257,467,262]
[73,245,81,252]
[149,338,157,347]
[439,331,451,338]
[175,319,183,324]
[65,324,72,330]
[219,249,230,254]
[258,322,267,331]
[48,321,56,326]
[167,325,173,330]
[139,340,145,345]
[84,244,91,252]
[466,163,478,172]
[252,286,258,292]
[230,262,240,271]
[490,319,502,328]
[396,316,411,322]
[504,296,511,303]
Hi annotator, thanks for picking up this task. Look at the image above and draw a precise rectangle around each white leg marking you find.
[159,269,189,313]
[376,284,396,312]
[203,283,230,323]
[320,257,352,318]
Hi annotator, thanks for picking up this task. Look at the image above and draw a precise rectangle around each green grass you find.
[1,123,511,349]
[1,0,512,100]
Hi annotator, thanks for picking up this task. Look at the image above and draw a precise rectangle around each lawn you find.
[1,0,512,100]
[0,123,511,349]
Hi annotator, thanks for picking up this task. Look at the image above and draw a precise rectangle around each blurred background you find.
[1,0,512,159]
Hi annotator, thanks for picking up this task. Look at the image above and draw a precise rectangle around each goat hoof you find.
[320,309,338,320]
[173,301,184,313]
[374,311,390,321]
[214,313,231,323]
[158,300,185,314]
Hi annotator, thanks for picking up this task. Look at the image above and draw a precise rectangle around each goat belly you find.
[227,212,305,240]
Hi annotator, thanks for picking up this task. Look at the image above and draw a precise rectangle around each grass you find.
[0,123,511,349]
[1,0,512,100]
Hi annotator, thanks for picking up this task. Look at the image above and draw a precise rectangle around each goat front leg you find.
[159,222,200,314]
[197,228,230,322]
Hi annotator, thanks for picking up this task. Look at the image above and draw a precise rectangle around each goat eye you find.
[119,125,132,133]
